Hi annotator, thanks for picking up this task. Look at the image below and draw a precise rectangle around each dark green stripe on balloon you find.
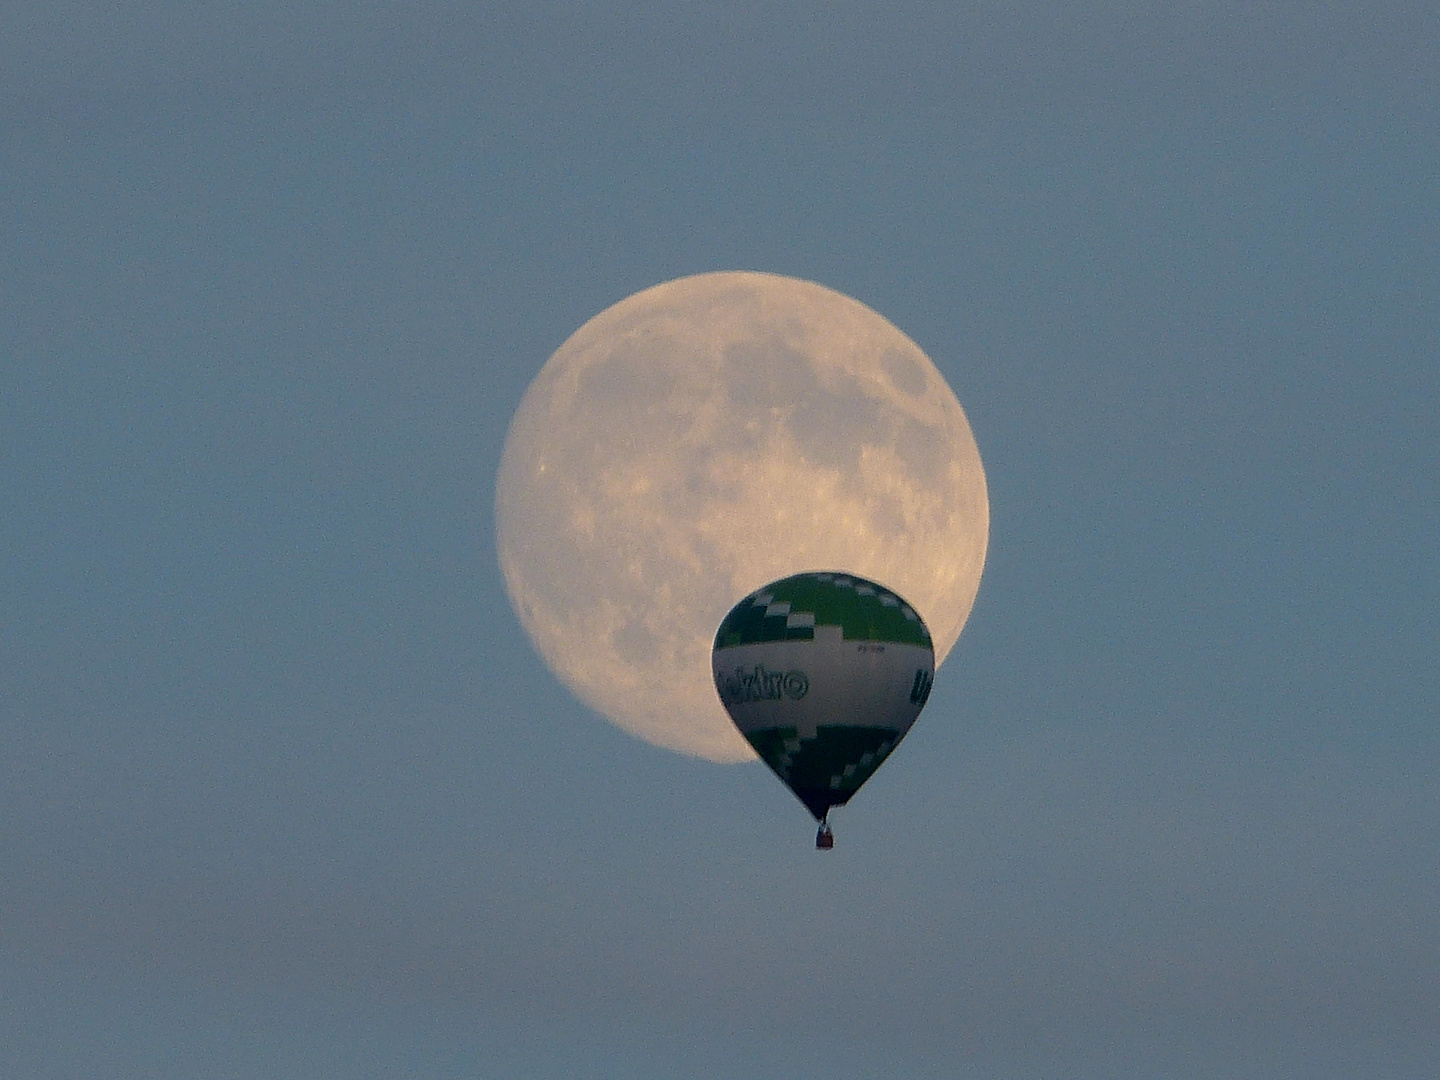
[713,571,932,650]
[743,724,901,820]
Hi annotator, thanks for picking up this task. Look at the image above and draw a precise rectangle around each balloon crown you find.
[714,571,932,651]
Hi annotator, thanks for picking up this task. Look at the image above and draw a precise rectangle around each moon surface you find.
[495,272,988,762]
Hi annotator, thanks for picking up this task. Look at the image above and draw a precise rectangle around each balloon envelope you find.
[711,572,935,820]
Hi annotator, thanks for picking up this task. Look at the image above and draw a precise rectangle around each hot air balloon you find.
[712,571,936,848]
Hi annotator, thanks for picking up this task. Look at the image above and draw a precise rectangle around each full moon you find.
[496,272,988,762]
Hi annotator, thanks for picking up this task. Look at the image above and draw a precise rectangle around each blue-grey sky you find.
[3,3,1437,1077]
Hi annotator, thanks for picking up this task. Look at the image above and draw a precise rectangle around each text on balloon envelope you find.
[715,664,811,705]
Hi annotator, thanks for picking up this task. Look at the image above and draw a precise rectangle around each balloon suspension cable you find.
[815,813,834,850]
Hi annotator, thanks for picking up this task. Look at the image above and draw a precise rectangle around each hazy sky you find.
[3,3,1437,1077]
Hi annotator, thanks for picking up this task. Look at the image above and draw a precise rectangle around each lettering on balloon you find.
[910,669,933,706]
[716,665,810,705]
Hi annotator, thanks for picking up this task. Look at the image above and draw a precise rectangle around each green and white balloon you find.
[712,571,935,821]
